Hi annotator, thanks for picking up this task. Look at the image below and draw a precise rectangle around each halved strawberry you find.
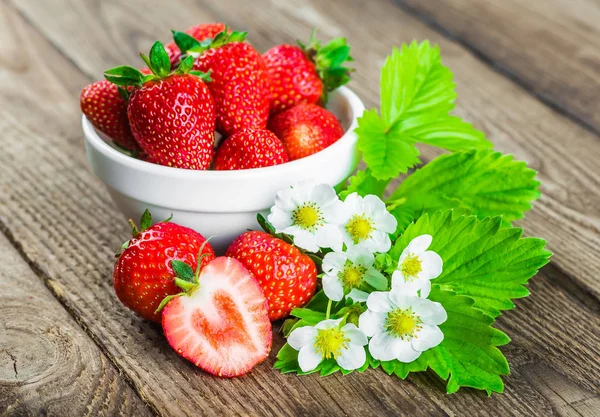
[161,257,272,377]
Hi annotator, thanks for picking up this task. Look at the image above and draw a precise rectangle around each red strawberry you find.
[165,23,227,67]
[173,29,270,136]
[268,103,344,160]
[105,42,216,169]
[263,31,353,114]
[80,80,140,151]
[213,128,288,170]
[161,257,272,377]
[113,210,215,322]
[226,231,317,321]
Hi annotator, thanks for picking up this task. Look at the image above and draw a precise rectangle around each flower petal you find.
[310,183,339,206]
[420,251,443,280]
[394,339,422,363]
[291,230,320,252]
[336,344,366,371]
[274,186,297,212]
[391,275,423,298]
[388,288,416,309]
[368,332,404,361]
[370,230,392,253]
[322,251,347,275]
[406,234,432,255]
[298,345,322,372]
[417,280,431,299]
[315,318,344,330]
[372,207,398,234]
[315,224,344,252]
[342,192,362,215]
[346,246,375,267]
[412,325,444,351]
[363,268,388,291]
[322,274,344,302]
[412,299,448,326]
[366,291,394,312]
[358,310,387,337]
[268,206,293,230]
[347,288,369,302]
[288,326,317,350]
[342,323,368,346]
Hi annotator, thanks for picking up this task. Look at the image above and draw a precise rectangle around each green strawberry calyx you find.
[154,238,213,314]
[298,29,355,103]
[104,41,212,90]
[114,209,172,258]
[172,26,247,56]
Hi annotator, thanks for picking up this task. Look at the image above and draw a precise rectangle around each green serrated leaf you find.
[388,150,541,227]
[171,260,195,282]
[390,211,551,317]
[339,168,390,199]
[140,209,152,231]
[356,109,422,180]
[381,287,511,394]
[356,42,490,181]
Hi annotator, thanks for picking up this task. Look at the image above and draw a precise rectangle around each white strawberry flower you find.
[268,180,344,252]
[322,246,388,302]
[392,234,443,298]
[359,288,447,363]
[338,193,397,253]
[288,318,368,372]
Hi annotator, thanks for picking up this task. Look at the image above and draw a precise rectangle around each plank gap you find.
[392,0,600,138]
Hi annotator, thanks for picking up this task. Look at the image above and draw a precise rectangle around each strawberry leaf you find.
[171,260,195,282]
[374,288,511,394]
[390,210,551,317]
[355,42,491,180]
[339,168,390,199]
[387,150,541,228]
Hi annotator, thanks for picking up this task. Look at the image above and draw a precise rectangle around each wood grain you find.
[0,235,153,417]
[395,0,600,135]
[9,0,600,301]
[0,0,599,416]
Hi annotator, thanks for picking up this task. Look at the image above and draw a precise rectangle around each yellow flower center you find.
[292,203,323,231]
[385,308,422,339]
[400,254,422,281]
[339,263,366,290]
[345,214,373,244]
[314,327,350,359]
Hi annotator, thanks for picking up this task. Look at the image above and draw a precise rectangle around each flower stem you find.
[325,299,332,320]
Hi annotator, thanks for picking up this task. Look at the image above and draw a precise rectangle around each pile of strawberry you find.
[114,211,317,377]
[80,23,353,170]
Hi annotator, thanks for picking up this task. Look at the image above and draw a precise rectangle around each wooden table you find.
[1,0,599,415]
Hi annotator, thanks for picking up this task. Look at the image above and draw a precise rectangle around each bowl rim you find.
[82,86,365,180]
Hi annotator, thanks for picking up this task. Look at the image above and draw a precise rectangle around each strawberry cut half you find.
[161,257,272,377]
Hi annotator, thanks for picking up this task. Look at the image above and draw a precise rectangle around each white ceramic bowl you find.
[83,86,364,253]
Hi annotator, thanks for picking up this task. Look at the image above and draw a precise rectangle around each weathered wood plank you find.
[14,0,600,299]
[0,0,599,416]
[395,0,600,135]
[0,235,154,417]
[0,3,448,417]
